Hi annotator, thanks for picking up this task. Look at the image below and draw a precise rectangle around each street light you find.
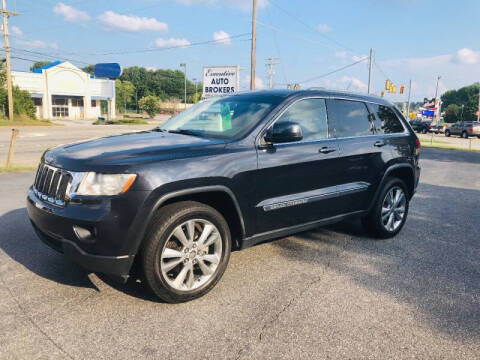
[180,63,187,109]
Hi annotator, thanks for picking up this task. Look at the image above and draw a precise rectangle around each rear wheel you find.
[142,201,231,303]
[445,129,450,137]
[462,131,468,139]
[421,128,428,134]
[362,177,409,238]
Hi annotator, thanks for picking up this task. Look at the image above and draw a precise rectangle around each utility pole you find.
[367,48,374,94]
[192,78,197,102]
[265,57,279,89]
[477,88,480,122]
[406,79,412,118]
[2,0,18,122]
[180,63,187,109]
[250,0,257,91]
[434,76,441,122]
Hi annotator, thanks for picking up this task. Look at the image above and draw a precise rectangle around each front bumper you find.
[27,187,149,279]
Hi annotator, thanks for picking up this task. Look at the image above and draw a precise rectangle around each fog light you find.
[73,225,96,243]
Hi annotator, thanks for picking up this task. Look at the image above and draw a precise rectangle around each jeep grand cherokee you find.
[27,90,421,303]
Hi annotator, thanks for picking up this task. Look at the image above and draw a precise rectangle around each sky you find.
[5,0,480,101]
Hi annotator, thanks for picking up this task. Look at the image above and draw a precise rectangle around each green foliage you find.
[29,61,51,72]
[441,83,480,122]
[0,64,36,119]
[444,104,461,123]
[138,95,160,118]
[120,66,202,103]
[13,86,36,118]
[82,65,95,75]
[115,79,136,112]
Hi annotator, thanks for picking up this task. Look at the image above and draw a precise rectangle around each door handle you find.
[374,140,386,147]
[319,146,336,154]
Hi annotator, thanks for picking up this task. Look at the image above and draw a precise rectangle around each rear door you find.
[255,98,341,233]
[325,99,386,214]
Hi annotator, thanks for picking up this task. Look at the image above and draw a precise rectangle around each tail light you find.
[414,138,421,156]
[470,127,473,133]
[429,124,432,128]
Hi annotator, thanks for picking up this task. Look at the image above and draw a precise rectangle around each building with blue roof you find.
[12,61,116,120]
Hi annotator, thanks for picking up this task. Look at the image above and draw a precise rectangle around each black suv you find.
[27,90,421,302]
[409,120,432,134]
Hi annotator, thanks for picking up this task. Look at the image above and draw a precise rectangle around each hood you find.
[43,130,227,172]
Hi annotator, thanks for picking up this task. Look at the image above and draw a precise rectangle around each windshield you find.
[160,95,280,139]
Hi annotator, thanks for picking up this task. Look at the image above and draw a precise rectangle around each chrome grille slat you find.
[33,163,72,207]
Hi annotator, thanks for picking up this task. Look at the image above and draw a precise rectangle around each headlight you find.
[74,173,137,196]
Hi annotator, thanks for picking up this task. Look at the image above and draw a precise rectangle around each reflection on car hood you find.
[43,130,227,171]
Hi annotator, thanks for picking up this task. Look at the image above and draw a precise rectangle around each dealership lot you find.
[0,147,479,359]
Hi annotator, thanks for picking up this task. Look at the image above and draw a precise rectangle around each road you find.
[0,117,169,167]
[0,148,479,359]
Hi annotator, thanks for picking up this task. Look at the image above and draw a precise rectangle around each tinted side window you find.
[327,99,373,137]
[275,98,329,141]
[370,104,405,134]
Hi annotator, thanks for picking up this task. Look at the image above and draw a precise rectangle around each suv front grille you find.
[33,163,72,206]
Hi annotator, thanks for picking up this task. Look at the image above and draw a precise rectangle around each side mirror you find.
[265,121,303,144]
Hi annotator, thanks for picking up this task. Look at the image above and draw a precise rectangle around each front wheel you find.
[422,128,428,134]
[141,201,231,303]
[445,130,451,137]
[462,131,468,139]
[362,177,409,238]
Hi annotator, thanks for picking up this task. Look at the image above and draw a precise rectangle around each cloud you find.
[53,2,91,23]
[11,26,22,37]
[317,24,331,33]
[341,76,367,91]
[352,54,368,62]
[213,30,231,45]
[18,39,58,49]
[98,11,168,32]
[155,37,191,48]
[452,48,480,65]
[243,75,265,90]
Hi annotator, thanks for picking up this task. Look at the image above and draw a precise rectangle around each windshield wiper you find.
[151,127,167,132]
[166,129,204,138]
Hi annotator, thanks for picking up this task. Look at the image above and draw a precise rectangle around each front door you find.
[255,98,341,234]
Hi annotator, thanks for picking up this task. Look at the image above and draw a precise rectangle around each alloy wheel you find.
[160,219,222,291]
[381,186,406,232]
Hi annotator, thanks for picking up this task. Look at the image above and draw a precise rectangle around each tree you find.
[444,104,461,123]
[30,61,51,71]
[82,65,95,75]
[441,83,480,122]
[0,63,36,118]
[139,95,160,118]
[115,79,136,113]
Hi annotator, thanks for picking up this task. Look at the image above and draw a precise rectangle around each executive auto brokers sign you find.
[203,66,240,98]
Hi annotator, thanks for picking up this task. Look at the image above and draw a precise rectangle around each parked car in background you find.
[409,120,432,134]
[444,121,480,138]
[27,90,421,303]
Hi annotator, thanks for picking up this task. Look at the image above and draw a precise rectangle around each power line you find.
[268,0,356,53]
[282,56,369,85]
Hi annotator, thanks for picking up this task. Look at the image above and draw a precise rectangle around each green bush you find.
[138,95,160,118]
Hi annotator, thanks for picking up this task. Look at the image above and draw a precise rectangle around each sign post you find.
[202,66,240,98]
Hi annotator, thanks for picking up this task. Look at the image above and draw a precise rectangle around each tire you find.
[445,130,450,137]
[477,136,480,139]
[422,128,428,134]
[362,177,409,239]
[141,201,231,303]
[462,131,468,139]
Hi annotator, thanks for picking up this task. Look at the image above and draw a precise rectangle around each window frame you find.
[326,98,376,139]
[366,102,408,135]
[259,96,335,146]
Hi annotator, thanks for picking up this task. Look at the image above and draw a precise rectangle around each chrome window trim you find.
[257,95,408,147]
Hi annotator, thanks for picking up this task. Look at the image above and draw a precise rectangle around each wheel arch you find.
[367,163,415,213]
[132,186,246,255]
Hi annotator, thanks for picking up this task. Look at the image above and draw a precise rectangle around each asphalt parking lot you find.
[0,147,479,359]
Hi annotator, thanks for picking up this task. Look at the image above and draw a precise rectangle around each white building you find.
[12,61,116,120]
